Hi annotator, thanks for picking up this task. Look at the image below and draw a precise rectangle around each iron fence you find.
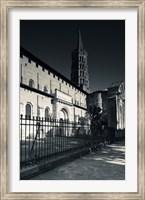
[20,115,105,170]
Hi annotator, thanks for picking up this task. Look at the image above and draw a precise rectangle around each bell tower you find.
[71,30,90,93]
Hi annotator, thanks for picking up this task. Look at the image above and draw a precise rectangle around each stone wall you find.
[20,52,87,122]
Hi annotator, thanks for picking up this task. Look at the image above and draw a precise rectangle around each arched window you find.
[29,79,35,88]
[44,86,48,93]
[25,103,32,117]
[45,107,50,119]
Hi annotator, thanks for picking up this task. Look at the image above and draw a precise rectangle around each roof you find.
[89,90,108,95]
[108,81,124,89]
[20,47,88,95]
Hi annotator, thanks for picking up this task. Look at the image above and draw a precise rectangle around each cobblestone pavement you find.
[31,141,125,180]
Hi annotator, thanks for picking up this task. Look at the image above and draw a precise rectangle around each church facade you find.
[20,32,88,123]
[87,82,125,137]
[20,31,125,137]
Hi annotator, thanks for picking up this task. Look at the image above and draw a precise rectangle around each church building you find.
[20,32,88,123]
[20,31,125,137]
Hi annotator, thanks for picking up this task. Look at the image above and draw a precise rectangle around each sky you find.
[20,20,125,92]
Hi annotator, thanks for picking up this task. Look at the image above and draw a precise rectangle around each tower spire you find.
[77,30,83,51]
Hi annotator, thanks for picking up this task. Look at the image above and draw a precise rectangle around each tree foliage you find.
[86,105,108,136]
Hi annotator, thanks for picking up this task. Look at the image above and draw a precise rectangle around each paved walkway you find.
[31,141,125,180]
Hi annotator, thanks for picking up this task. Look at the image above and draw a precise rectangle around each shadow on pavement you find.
[31,142,125,180]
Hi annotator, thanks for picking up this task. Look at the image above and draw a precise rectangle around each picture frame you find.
[0,0,144,199]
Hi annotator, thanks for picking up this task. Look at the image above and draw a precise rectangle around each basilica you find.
[20,31,125,137]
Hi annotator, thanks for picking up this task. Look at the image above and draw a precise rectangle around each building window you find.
[29,79,35,88]
[25,103,32,117]
[44,86,48,93]
[45,107,50,119]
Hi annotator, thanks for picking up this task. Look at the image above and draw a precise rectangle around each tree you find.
[86,105,108,137]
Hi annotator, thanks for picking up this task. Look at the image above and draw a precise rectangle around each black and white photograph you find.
[20,20,125,180]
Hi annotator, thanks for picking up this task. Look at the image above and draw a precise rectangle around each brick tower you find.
[71,30,90,93]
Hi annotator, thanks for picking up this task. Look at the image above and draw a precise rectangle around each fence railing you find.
[20,115,105,170]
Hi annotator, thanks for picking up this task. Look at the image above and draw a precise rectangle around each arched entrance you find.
[59,108,69,136]
[59,108,68,120]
